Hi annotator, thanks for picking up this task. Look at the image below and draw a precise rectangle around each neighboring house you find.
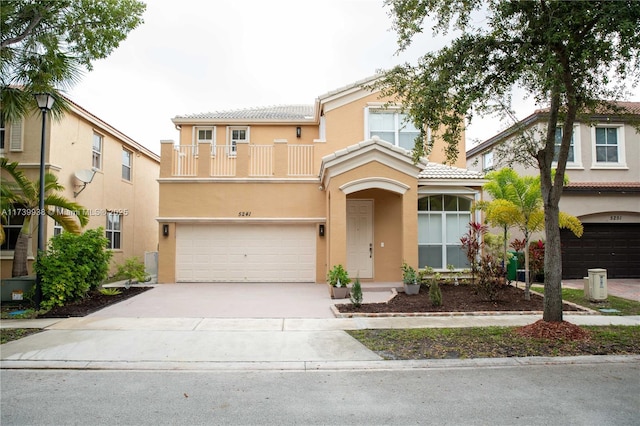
[158,76,485,284]
[466,102,640,279]
[1,95,160,279]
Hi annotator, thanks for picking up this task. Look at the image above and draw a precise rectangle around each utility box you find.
[587,268,607,301]
[1,276,36,302]
[583,277,590,299]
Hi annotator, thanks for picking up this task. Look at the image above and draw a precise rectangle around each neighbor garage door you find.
[176,223,316,282]
[561,223,640,279]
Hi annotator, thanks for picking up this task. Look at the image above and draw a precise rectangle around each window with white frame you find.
[122,148,132,181]
[594,126,623,164]
[367,109,420,150]
[554,126,575,163]
[4,118,24,152]
[53,221,63,236]
[106,212,121,250]
[418,195,472,270]
[196,127,214,144]
[92,133,103,169]
[318,115,326,141]
[482,151,494,170]
[0,210,25,251]
[228,126,248,155]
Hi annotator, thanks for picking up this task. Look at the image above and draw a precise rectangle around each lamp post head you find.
[34,93,55,111]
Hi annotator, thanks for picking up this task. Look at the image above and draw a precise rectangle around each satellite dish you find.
[75,169,96,184]
[73,169,96,197]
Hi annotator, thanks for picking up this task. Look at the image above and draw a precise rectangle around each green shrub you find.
[115,256,148,285]
[35,228,112,310]
[350,277,363,307]
[327,264,351,287]
[99,287,122,296]
[401,262,417,284]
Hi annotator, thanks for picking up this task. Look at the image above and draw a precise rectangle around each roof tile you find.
[175,104,315,121]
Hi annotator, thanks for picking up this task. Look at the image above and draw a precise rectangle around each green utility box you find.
[1,276,35,302]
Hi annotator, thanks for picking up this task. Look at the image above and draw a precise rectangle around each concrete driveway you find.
[90,283,393,319]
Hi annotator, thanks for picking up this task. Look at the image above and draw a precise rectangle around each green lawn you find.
[348,326,640,359]
[531,285,640,316]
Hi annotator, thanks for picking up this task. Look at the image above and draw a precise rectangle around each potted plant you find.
[401,262,420,295]
[327,264,351,299]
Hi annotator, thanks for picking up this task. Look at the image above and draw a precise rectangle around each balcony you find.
[161,141,317,179]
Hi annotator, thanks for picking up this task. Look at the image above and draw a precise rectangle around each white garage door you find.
[176,223,316,282]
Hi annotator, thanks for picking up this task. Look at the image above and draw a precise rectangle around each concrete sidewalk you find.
[2,280,639,371]
[1,314,639,371]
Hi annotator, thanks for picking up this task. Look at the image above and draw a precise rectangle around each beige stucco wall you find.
[1,107,159,279]
[158,84,466,284]
[323,161,418,282]
[323,91,466,168]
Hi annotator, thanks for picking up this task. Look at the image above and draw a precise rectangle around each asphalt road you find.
[2,362,638,425]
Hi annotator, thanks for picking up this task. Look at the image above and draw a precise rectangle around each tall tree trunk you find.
[11,232,30,277]
[523,233,531,300]
[543,201,563,321]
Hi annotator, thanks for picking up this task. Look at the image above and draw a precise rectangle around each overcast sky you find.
[67,0,638,156]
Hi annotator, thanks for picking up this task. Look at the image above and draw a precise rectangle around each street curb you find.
[2,355,638,372]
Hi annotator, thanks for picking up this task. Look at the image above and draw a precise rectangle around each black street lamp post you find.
[34,93,55,308]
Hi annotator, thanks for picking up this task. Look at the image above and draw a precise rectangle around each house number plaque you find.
[238,211,252,217]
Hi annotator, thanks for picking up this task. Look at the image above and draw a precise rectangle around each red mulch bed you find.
[336,284,583,314]
[515,319,592,341]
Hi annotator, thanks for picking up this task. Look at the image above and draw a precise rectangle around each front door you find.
[347,199,373,279]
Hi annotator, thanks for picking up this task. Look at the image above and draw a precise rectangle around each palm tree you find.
[479,168,583,300]
[1,158,88,277]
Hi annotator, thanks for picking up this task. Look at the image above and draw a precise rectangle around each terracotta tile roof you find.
[418,162,485,180]
[534,101,640,115]
[564,182,640,192]
[175,104,315,121]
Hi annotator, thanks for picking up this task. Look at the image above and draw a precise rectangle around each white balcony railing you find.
[288,145,314,176]
[249,145,273,176]
[172,145,197,176]
[167,143,317,178]
[211,145,236,176]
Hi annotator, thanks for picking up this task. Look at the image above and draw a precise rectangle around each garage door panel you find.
[561,223,640,279]
[176,224,316,282]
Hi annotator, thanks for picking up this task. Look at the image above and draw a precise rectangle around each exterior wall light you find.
[296,126,301,138]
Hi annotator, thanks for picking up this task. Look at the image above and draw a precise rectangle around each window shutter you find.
[9,119,23,152]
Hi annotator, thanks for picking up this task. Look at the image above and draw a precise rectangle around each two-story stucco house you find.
[1,95,160,279]
[158,76,485,284]
[466,102,640,279]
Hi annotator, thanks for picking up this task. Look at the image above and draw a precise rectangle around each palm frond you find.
[44,194,89,227]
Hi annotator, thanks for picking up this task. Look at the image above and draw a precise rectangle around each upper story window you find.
[228,126,249,155]
[106,212,121,250]
[196,127,214,144]
[367,109,420,151]
[2,118,24,152]
[122,148,132,181]
[318,115,326,141]
[554,126,576,163]
[594,126,623,164]
[482,151,494,170]
[92,133,103,170]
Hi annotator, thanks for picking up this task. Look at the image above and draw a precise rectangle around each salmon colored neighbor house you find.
[158,76,485,284]
[1,95,160,279]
